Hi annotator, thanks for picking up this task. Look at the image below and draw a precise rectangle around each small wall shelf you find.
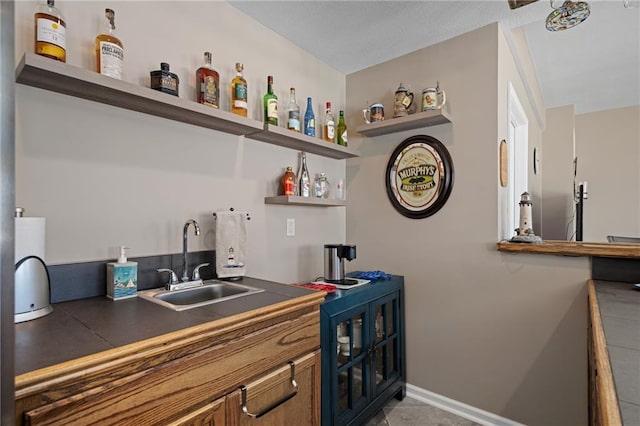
[355,109,452,137]
[15,53,360,160]
[264,196,347,207]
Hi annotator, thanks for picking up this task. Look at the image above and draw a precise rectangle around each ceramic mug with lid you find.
[363,103,384,124]
[393,83,414,117]
[421,82,446,111]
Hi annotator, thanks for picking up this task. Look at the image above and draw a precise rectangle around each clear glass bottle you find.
[297,152,311,197]
[304,97,315,137]
[336,110,348,146]
[231,62,248,117]
[323,102,336,143]
[281,166,296,196]
[95,8,124,79]
[196,52,220,108]
[264,76,278,125]
[313,173,330,198]
[35,0,66,62]
[287,88,301,132]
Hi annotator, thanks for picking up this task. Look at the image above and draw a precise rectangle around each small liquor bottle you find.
[231,63,248,117]
[281,167,296,196]
[304,97,316,137]
[336,110,348,147]
[287,88,301,132]
[95,8,124,79]
[34,0,66,62]
[196,52,220,108]
[150,63,179,97]
[264,76,278,125]
[323,102,336,143]
[298,152,311,197]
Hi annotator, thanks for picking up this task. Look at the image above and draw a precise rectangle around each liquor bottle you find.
[323,102,336,143]
[95,8,124,79]
[304,97,316,137]
[297,152,311,197]
[287,88,301,132]
[34,0,66,62]
[196,52,220,108]
[231,63,248,117]
[264,76,278,126]
[337,110,348,146]
[280,167,296,196]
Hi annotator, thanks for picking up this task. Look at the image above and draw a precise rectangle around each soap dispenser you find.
[106,246,138,300]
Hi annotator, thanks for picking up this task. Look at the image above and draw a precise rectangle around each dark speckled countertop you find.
[593,280,640,425]
[15,277,316,376]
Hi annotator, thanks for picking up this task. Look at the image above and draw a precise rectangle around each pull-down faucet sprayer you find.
[182,219,200,282]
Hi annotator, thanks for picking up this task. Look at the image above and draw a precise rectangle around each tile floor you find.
[365,397,483,426]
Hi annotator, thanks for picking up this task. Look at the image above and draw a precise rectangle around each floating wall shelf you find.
[15,53,360,160]
[355,109,452,137]
[264,196,347,207]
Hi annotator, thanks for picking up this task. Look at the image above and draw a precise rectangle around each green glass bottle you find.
[264,75,278,125]
[336,110,348,146]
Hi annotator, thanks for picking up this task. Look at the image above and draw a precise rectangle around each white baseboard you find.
[405,384,525,426]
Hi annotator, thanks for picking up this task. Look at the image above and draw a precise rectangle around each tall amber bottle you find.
[231,63,248,117]
[196,52,220,108]
[95,8,124,79]
[34,0,66,62]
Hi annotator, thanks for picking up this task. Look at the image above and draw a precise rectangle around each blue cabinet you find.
[320,275,405,425]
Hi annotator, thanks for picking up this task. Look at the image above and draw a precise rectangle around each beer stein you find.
[393,83,414,118]
[362,103,384,124]
[421,81,446,111]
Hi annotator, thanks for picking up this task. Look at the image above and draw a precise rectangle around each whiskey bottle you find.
[34,0,66,62]
[287,88,301,132]
[264,76,278,125]
[304,97,315,137]
[280,167,296,196]
[297,152,311,197]
[95,8,124,79]
[231,63,248,117]
[337,110,348,146]
[196,52,220,108]
[323,102,336,143]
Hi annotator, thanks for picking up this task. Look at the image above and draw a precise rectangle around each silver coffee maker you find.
[324,244,357,285]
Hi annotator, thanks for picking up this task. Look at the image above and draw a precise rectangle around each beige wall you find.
[14,1,347,283]
[541,105,576,240]
[576,106,640,241]
[347,23,589,425]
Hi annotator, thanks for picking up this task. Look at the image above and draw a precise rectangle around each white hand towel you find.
[215,211,247,278]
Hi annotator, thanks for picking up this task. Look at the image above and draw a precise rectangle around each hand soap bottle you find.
[106,246,137,300]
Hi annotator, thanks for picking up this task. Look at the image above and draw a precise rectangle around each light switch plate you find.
[287,218,295,236]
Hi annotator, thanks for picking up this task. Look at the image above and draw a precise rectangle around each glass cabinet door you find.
[334,309,368,423]
[371,292,400,396]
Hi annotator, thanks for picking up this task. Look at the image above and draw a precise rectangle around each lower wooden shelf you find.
[264,196,347,207]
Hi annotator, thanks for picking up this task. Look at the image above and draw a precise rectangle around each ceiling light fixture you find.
[546,0,591,31]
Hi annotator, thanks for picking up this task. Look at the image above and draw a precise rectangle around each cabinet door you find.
[167,397,226,426]
[333,305,370,424]
[226,351,320,425]
[371,291,401,398]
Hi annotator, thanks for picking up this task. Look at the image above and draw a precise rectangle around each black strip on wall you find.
[592,257,640,283]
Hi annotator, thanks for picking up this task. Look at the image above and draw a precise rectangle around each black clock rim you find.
[384,134,455,219]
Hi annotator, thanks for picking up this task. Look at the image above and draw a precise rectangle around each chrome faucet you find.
[182,219,201,282]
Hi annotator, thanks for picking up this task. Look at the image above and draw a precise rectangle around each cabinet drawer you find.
[22,310,319,425]
[227,351,321,425]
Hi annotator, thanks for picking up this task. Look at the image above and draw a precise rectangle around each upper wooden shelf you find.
[264,196,347,207]
[15,53,360,160]
[355,109,452,137]
[249,125,359,159]
[496,240,640,259]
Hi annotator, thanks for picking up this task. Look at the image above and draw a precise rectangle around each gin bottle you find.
[304,97,316,137]
[287,88,301,132]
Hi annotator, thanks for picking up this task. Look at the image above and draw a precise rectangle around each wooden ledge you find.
[496,240,640,259]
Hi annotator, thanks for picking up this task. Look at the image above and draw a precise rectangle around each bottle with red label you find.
[281,167,296,196]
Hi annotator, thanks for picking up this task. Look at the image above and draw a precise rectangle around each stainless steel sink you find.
[137,280,264,311]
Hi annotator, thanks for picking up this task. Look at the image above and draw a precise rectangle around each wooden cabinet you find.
[15,292,325,425]
[320,275,405,425]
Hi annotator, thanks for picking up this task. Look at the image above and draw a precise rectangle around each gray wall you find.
[14,1,347,284]
[346,24,590,425]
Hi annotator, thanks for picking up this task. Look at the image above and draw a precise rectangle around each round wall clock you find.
[385,135,454,219]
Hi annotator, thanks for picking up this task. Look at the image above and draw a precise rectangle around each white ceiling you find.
[229,0,640,115]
